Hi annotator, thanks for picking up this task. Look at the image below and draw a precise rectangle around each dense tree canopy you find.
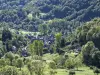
[0,0,100,35]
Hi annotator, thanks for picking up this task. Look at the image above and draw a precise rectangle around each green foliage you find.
[0,59,6,67]
[2,28,12,45]
[32,55,42,60]
[32,60,44,75]
[5,51,15,66]
[92,51,100,67]
[0,0,99,35]
[49,61,56,69]
[27,13,33,20]
[65,57,75,69]
[55,33,62,53]
[49,69,57,75]
[60,37,66,48]
[29,43,34,58]
[39,24,48,35]
[14,54,20,59]
[29,40,44,56]
[43,53,61,66]
[75,18,100,46]
[81,41,100,67]
[74,55,83,70]
[0,45,4,57]
[0,66,19,75]
[20,68,30,75]
[27,62,34,75]
[47,19,72,34]
[27,60,44,75]
[0,1,100,75]
[64,18,100,68]
[24,57,31,65]
[55,33,62,46]
[16,58,24,70]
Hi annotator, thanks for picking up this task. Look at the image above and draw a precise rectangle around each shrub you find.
[65,57,75,69]
[20,68,30,75]
[49,61,56,69]
[0,59,6,67]
[32,55,42,60]
[90,66,94,70]
[50,69,57,75]
[0,66,19,75]
[16,58,24,70]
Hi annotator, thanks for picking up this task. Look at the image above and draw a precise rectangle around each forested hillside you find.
[0,0,100,33]
[35,0,100,20]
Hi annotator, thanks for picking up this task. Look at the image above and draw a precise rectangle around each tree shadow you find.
[74,70,85,72]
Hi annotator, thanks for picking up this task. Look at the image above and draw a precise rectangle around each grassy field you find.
[55,67,94,75]
[44,62,94,75]
[44,67,94,75]
[10,28,40,36]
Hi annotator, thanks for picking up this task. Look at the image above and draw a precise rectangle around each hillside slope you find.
[0,0,100,33]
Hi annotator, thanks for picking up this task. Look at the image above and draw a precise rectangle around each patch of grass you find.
[75,67,94,75]
[55,67,94,75]
[11,29,41,36]
[56,69,67,75]
[44,67,94,75]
